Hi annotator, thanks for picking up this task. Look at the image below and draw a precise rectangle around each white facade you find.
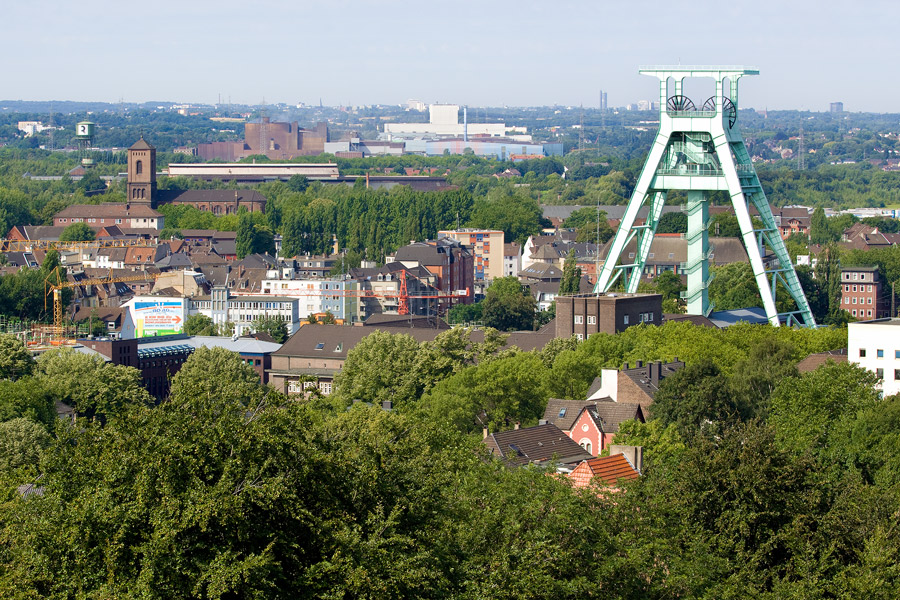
[848,319,900,397]
[191,292,300,337]
[259,277,357,322]
[385,103,512,139]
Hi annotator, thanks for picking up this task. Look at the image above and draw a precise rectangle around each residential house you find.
[482,423,594,469]
[542,399,645,456]
[587,359,686,412]
[567,451,641,490]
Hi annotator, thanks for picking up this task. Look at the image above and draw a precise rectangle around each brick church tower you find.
[127,137,157,207]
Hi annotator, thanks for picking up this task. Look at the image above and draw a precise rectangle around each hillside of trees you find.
[4,318,900,597]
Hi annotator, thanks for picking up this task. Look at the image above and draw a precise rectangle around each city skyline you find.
[3,0,898,112]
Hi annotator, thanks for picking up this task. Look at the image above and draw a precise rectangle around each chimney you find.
[652,361,662,387]
[483,426,489,439]
[514,421,520,430]
[382,400,392,412]
[636,360,643,368]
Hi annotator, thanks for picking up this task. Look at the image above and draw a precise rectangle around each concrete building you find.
[840,266,888,320]
[166,162,340,182]
[555,293,663,340]
[385,104,509,139]
[438,229,504,282]
[848,319,900,397]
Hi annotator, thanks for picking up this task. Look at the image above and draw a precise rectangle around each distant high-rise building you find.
[830,102,844,113]
[600,90,608,111]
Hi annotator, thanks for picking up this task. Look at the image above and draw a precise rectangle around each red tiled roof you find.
[568,453,639,489]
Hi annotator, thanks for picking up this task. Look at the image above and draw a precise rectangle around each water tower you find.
[593,66,815,327]
[75,120,96,168]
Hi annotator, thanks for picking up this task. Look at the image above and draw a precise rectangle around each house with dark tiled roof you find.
[587,359,685,413]
[542,399,645,456]
[482,423,594,468]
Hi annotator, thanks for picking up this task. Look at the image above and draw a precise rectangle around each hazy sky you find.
[3,0,898,112]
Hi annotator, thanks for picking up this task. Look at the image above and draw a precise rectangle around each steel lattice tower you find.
[593,66,816,327]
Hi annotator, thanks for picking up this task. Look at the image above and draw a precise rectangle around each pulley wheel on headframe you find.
[666,95,695,112]
[702,97,737,128]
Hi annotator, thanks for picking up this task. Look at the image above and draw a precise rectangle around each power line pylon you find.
[593,65,816,327]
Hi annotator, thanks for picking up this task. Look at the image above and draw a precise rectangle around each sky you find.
[3,0,899,112]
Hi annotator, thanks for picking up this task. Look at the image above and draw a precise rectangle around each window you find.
[852,285,857,292]
[314,342,325,350]
[868,298,872,304]
[319,381,332,395]
[575,333,584,341]
[853,298,857,304]
[895,369,900,381]
[579,440,592,454]
[876,368,884,380]
[668,252,675,259]
[587,315,596,325]
[558,407,567,418]
[896,350,900,359]
[860,349,866,358]
[877,349,884,358]
[574,315,583,324]
[852,310,857,316]
[623,315,629,325]
[868,310,872,317]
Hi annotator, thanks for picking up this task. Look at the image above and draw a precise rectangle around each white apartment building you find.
[260,276,357,322]
[848,318,900,397]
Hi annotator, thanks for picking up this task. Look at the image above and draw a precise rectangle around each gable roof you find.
[569,453,640,488]
[543,398,612,430]
[129,137,155,150]
[581,403,645,434]
[483,424,594,467]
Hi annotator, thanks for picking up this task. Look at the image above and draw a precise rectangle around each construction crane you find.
[44,268,160,341]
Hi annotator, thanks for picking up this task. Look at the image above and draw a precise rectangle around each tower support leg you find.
[685,190,709,315]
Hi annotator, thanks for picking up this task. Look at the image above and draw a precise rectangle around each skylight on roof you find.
[315,342,325,350]
[558,407,567,418]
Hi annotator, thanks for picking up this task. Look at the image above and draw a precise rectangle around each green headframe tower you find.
[593,66,816,327]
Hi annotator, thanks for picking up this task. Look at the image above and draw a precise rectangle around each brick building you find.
[841,266,889,320]
[124,137,265,213]
[555,293,663,339]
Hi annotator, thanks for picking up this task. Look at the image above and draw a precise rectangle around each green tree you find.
[656,211,688,234]
[183,313,218,336]
[235,211,254,259]
[0,378,55,427]
[769,361,879,455]
[0,334,35,381]
[169,346,264,406]
[419,352,549,433]
[332,330,422,408]
[482,276,536,332]
[651,359,745,436]
[558,249,581,295]
[447,301,483,324]
[0,417,51,476]
[810,206,832,244]
[251,315,288,343]
[35,348,150,420]
[58,222,95,242]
